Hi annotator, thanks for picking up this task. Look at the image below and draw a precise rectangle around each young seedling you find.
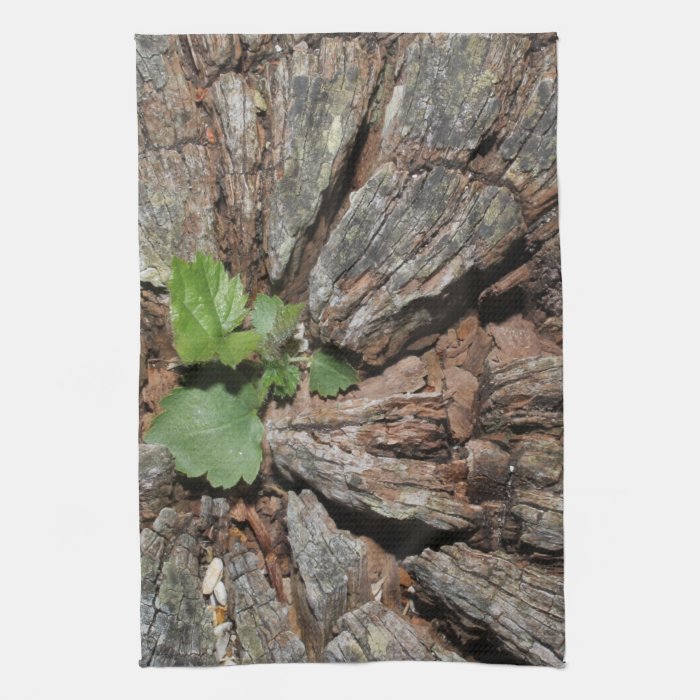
[145,253,358,488]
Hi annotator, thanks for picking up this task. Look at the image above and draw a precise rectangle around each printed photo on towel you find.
[137,32,563,667]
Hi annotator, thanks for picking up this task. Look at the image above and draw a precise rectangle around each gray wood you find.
[286,490,371,659]
[138,444,174,525]
[263,38,382,286]
[138,32,563,666]
[323,601,463,662]
[404,543,564,667]
[309,163,525,365]
[223,543,307,664]
[266,362,487,531]
[140,508,217,666]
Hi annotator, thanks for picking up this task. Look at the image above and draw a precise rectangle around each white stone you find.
[214,621,233,637]
[213,580,228,606]
[202,557,224,595]
[215,633,230,661]
[371,576,385,597]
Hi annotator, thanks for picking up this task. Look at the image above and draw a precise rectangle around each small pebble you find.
[202,557,224,595]
[213,580,228,606]
[293,323,309,353]
[214,621,233,637]
[371,576,385,597]
[215,633,230,661]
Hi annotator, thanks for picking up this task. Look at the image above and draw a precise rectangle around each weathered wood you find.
[266,363,487,531]
[137,32,564,666]
[462,435,563,560]
[380,34,532,169]
[139,444,175,524]
[223,543,307,664]
[443,366,479,441]
[404,543,564,667]
[140,508,217,666]
[511,434,563,489]
[353,355,428,399]
[268,346,563,556]
[139,472,305,666]
[309,163,526,365]
[479,355,563,434]
[303,34,557,366]
[263,37,382,286]
[209,73,263,277]
[504,489,563,560]
[469,36,558,223]
[323,601,463,662]
[464,439,511,504]
[286,490,371,659]
[435,313,493,377]
[137,36,222,288]
[486,314,548,363]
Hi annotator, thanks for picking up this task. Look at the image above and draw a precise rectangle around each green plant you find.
[145,252,358,488]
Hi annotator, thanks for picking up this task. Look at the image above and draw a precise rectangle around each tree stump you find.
[138,31,563,666]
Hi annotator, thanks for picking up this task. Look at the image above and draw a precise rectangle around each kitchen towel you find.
[138,32,563,667]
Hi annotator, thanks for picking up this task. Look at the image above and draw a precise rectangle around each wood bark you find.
[404,543,564,667]
[323,601,463,662]
[286,490,371,659]
[267,360,489,532]
[223,544,307,664]
[140,507,217,666]
[138,32,562,666]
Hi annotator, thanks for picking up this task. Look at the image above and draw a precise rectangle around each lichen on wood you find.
[323,601,463,662]
[138,31,563,667]
[223,543,307,664]
[286,490,371,659]
[140,508,217,666]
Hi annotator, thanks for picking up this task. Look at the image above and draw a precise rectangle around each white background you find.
[2,1,698,697]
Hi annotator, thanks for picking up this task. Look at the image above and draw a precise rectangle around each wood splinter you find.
[234,500,286,604]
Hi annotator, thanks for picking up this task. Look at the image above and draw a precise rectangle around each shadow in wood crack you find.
[302,489,476,560]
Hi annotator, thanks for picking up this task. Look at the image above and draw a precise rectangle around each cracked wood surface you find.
[266,359,489,531]
[479,354,563,433]
[286,490,371,659]
[267,343,563,562]
[404,543,564,667]
[263,38,382,286]
[306,33,557,365]
[139,444,175,525]
[309,163,526,364]
[323,601,463,662]
[223,543,307,664]
[140,507,217,666]
[138,32,563,666]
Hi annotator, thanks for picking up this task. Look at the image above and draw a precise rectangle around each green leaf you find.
[169,253,254,367]
[260,356,300,399]
[251,294,304,360]
[145,379,264,488]
[309,349,358,397]
[218,330,261,369]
